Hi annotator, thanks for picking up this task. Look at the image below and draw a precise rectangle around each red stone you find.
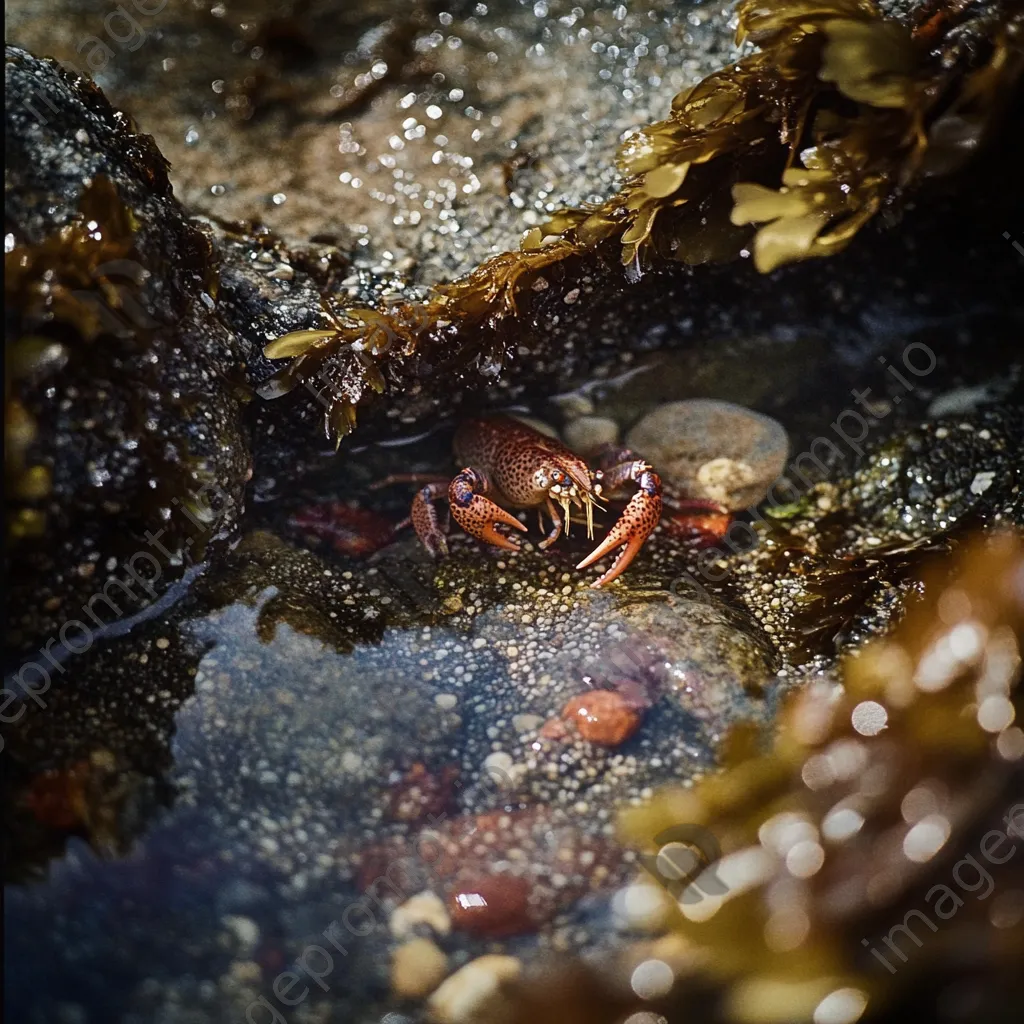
[448,873,533,937]
[357,806,627,937]
[561,690,642,746]
[289,502,394,557]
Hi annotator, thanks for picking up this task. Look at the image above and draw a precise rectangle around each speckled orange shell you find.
[453,416,592,508]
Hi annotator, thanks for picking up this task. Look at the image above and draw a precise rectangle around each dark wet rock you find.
[845,410,1024,538]
[687,401,1024,670]
[5,0,746,287]
[627,399,790,509]
[5,47,250,663]
[2,529,473,1021]
[3,530,463,872]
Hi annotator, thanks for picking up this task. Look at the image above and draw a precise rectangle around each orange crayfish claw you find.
[577,485,662,587]
[449,478,527,553]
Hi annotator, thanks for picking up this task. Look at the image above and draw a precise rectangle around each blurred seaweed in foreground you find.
[489,530,1024,1024]
[262,0,1024,443]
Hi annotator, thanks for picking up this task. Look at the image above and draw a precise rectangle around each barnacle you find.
[263,0,1024,442]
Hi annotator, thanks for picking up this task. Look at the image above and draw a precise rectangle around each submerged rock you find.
[390,936,448,999]
[563,416,621,457]
[560,690,643,747]
[428,954,522,1024]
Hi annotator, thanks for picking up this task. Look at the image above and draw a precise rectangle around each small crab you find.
[378,416,669,587]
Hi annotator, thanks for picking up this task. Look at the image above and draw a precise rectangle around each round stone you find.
[626,399,789,510]
[428,955,522,1024]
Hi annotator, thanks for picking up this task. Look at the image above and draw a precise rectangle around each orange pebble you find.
[561,690,642,746]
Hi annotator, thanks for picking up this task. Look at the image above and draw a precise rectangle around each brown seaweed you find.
[613,529,1024,1021]
[4,177,145,538]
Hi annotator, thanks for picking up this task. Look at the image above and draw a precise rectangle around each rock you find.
[5,48,250,661]
[222,915,260,954]
[618,598,775,722]
[626,400,789,510]
[563,416,620,456]
[448,873,533,938]
[288,502,395,557]
[391,937,448,999]
[427,955,522,1024]
[360,807,625,941]
[560,690,642,747]
[3,532,464,872]
[390,891,452,941]
[844,411,1024,537]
